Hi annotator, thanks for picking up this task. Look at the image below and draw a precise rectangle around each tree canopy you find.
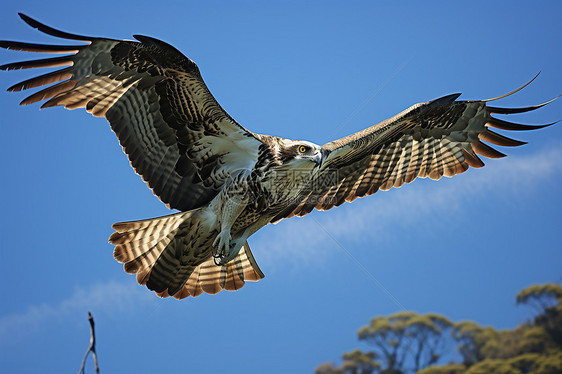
[316,283,562,374]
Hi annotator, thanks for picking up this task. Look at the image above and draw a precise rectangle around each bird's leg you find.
[213,216,270,266]
[210,174,248,265]
[212,202,241,264]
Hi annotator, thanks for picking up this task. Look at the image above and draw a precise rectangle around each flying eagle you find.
[1,14,556,299]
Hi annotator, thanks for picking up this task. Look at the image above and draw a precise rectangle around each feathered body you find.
[1,14,557,299]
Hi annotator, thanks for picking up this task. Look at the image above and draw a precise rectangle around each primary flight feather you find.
[1,14,556,299]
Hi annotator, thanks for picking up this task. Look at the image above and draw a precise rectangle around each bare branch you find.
[78,312,100,374]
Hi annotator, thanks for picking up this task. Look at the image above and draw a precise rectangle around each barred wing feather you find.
[274,85,555,220]
[0,13,263,211]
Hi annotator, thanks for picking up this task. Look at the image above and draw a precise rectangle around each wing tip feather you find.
[483,72,541,102]
[17,13,94,42]
[462,149,485,168]
[487,117,554,131]
[487,94,560,114]
[471,141,506,159]
[478,129,527,147]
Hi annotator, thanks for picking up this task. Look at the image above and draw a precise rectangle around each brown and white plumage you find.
[1,14,557,300]
[110,211,264,298]
[1,13,262,211]
[271,88,557,221]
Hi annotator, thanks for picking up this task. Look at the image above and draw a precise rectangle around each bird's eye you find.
[298,145,308,153]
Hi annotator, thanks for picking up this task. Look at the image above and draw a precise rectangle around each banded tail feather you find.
[109,210,264,299]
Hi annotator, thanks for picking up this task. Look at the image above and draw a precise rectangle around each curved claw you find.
[212,230,232,264]
[213,255,224,266]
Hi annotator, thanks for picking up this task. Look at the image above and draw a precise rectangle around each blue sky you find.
[0,1,560,373]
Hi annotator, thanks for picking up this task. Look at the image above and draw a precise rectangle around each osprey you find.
[1,14,556,299]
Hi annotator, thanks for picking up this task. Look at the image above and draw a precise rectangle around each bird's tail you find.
[109,209,264,299]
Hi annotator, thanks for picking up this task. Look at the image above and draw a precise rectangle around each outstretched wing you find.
[273,81,556,220]
[0,13,263,211]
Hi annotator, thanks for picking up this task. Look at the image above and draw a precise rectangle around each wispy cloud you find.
[253,144,562,266]
[0,280,151,344]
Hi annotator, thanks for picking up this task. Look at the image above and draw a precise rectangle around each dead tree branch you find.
[78,312,100,374]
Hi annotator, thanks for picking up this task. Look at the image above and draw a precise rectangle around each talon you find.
[212,229,232,265]
[213,256,223,266]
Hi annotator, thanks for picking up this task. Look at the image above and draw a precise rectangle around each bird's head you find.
[278,139,325,168]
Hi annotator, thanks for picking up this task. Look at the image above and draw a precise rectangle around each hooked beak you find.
[315,149,328,167]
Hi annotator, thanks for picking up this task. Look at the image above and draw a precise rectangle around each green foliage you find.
[315,350,380,374]
[420,353,562,374]
[480,326,537,359]
[533,352,562,374]
[459,352,562,374]
[516,284,562,314]
[341,349,381,374]
[315,362,343,374]
[450,283,562,370]
[463,359,519,374]
[417,364,466,374]
[357,311,453,372]
[516,284,562,348]
[452,321,496,365]
[317,283,562,374]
